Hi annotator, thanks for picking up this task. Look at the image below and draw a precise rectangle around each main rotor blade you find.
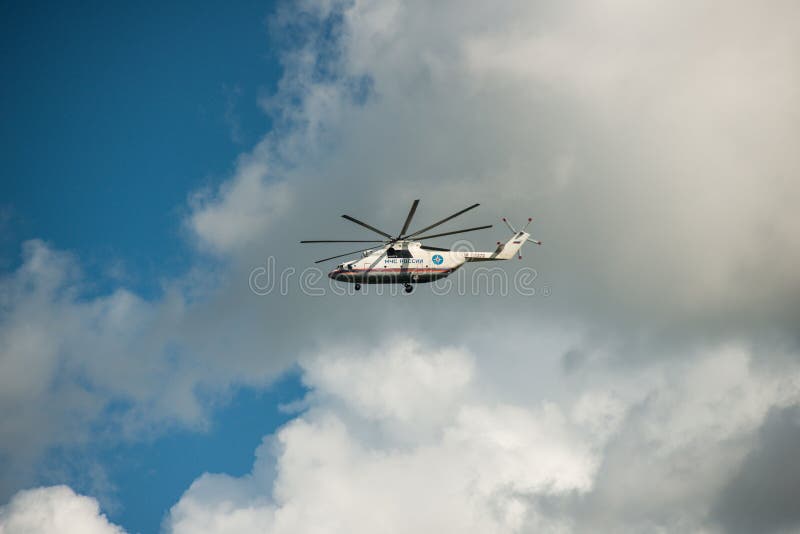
[398,199,420,237]
[341,214,393,239]
[363,250,388,274]
[413,224,493,240]
[301,240,385,243]
[314,246,378,264]
[405,203,480,238]
[501,218,517,233]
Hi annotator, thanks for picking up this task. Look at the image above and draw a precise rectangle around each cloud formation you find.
[166,339,800,533]
[193,0,800,346]
[167,340,608,533]
[713,405,800,534]
[0,485,124,534]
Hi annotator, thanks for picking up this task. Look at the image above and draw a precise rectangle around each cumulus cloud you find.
[0,485,124,534]
[188,153,292,254]
[0,238,295,499]
[712,405,800,534]
[301,340,473,434]
[0,241,163,496]
[188,0,800,347]
[571,346,800,532]
[168,340,607,534]
[166,339,800,533]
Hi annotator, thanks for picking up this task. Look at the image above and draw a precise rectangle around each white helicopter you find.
[301,199,541,293]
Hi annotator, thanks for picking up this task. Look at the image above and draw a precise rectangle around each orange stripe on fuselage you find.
[332,268,450,274]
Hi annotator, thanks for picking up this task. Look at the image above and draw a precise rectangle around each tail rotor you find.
[499,216,542,260]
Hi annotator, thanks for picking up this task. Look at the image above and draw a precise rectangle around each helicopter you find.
[301,199,541,293]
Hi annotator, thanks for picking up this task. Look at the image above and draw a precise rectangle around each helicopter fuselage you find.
[327,235,528,285]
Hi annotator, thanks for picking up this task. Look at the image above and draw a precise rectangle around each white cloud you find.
[0,238,284,498]
[190,0,800,344]
[301,339,473,434]
[167,339,800,533]
[577,346,800,531]
[168,340,602,534]
[0,485,124,534]
[188,154,292,254]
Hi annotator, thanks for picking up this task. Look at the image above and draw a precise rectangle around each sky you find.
[0,0,279,289]
[1,1,800,533]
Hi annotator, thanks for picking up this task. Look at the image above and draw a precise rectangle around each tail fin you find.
[496,217,541,259]
[463,217,542,262]
[495,231,528,259]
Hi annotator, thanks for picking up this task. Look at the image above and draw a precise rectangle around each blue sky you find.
[1,2,304,532]
[43,375,305,534]
[1,0,278,291]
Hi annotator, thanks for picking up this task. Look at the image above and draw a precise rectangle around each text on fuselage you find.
[384,258,424,264]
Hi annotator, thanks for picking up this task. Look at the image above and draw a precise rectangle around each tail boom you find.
[463,231,530,261]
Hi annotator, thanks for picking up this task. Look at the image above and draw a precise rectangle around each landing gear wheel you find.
[354,283,361,291]
[404,284,414,294]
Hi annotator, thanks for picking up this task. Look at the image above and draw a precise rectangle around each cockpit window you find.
[386,247,413,258]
